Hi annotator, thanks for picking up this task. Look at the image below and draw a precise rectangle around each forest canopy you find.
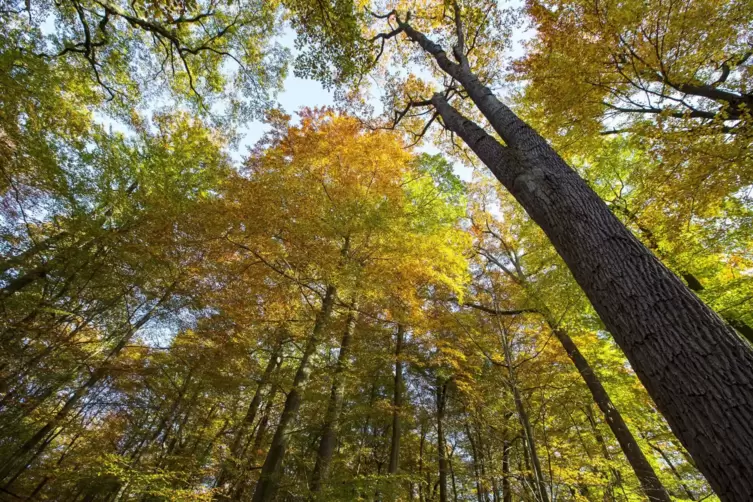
[0,0,752,501]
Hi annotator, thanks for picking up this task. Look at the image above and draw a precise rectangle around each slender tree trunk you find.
[436,378,449,502]
[215,342,281,497]
[501,440,511,502]
[397,20,753,499]
[231,385,279,502]
[311,305,358,494]
[549,321,670,502]
[251,285,336,502]
[465,422,484,502]
[584,404,623,489]
[494,317,549,502]
[449,454,459,502]
[388,324,404,475]
[0,297,166,482]
[644,437,697,501]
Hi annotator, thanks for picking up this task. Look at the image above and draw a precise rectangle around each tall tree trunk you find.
[501,440,511,502]
[311,305,358,494]
[612,204,753,345]
[251,285,336,502]
[388,324,404,475]
[551,324,670,501]
[231,385,279,502]
[215,342,282,498]
[396,18,753,500]
[465,422,484,502]
[0,295,167,482]
[436,378,449,502]
[494,317,549,502]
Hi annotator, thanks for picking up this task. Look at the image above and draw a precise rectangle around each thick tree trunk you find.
[402,23,753,497]
[311,305,358,494]
[612,204,753,345]
[388,324,404,475]
[436,378,449,502]
[251,285,336,502]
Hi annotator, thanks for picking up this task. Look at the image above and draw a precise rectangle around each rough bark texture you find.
[398,19,753,499]
[251,285,336,502]
[388,324,404,475]
[612,204,753,345]
[311,306,358,493]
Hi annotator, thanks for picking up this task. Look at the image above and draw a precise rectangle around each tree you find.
[323,5,753,499]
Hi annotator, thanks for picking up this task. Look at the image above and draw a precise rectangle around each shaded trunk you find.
[494,317,548,502]
[311,305,358,493]
[613,204,753,345]
[251,285,336,502]
[388,324,404,475]
[551,324,671,502]
[0,297,166,482]
[436,378,449,502]
[501,441,511,502]
[231,385,279,502]
[465,422,484,502]
[215,342,282,498]
[404,22,753,498]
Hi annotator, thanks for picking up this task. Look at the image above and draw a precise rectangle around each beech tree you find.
[292,1,753,499]
[2,0,752,500]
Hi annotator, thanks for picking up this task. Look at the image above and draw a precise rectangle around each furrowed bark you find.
[427,85,753,501]
[251,285,336,502]
[612,204,753,345]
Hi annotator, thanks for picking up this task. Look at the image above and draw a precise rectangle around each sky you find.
[85,7,535,183]
[232,15,534,182]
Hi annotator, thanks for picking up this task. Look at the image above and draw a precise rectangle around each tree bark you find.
[388,324,404,475]
[436,378,449,502]
[397,20,753,499]
[251,285,336,502]
[612,204,753,345]
[552,324,670,501]
[310,304,358,494]
[501,440,511,502]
